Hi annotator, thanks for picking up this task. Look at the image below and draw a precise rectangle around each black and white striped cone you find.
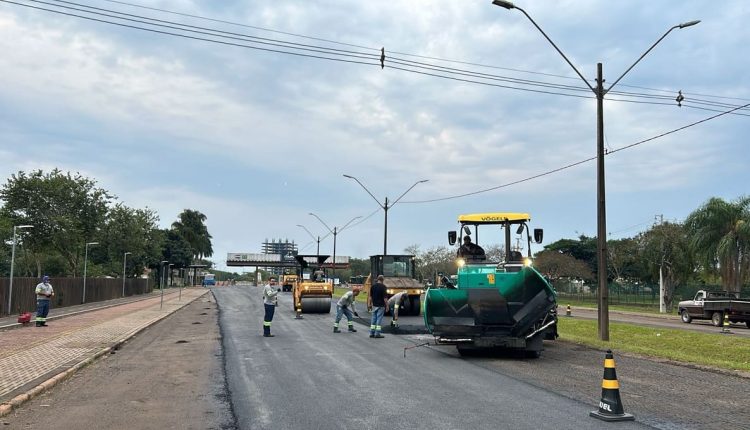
[590,350,634,422]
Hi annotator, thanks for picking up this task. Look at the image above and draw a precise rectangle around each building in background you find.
[262,238,298,276]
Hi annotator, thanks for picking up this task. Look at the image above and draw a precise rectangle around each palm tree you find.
[172,209,213,260]
[684,196,750,293]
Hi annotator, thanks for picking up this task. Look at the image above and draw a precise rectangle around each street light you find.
[82,242,99,304]
[492,0,699,340]
[7,224,33,315]
[122,252,131,298]
[160,260,169,310]
[308,213,362,283]
[343,175,428,255]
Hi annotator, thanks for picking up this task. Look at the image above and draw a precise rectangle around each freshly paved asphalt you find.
[213,286,651,430]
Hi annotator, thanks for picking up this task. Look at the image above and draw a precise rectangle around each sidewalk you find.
[0,287,209,416]
[0,288,186,328]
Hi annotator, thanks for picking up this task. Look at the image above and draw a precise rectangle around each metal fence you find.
[0,277,154,317]
[555,279,750,311]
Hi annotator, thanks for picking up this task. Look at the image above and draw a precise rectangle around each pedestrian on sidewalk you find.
[387,291,409,329]
[333,285,361,333]
[262,277,280,337]
[367,275,387,338]
[35,275,54,327]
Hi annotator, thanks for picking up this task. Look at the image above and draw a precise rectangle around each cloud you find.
[1,0,748,267]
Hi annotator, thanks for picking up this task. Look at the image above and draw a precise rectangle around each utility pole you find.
[492,0,699,341]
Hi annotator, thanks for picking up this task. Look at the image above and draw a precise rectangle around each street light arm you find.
[606,26,676,94]
[296,224,318,242]
[606,21,698,94]
[338,216,363,233]
[343,174,385,209]
[506,5,595,92]
[390,180,429,207]
[309,213,334,235]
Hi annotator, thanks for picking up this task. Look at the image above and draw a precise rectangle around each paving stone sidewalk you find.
[0,288,209,406]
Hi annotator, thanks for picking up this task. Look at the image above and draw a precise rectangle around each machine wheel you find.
[680,310,692,323]
[300,297,331,313]
[408,296,421,316]
[456,346,479,357]
[524,350,542,359]
[711,312,724,327]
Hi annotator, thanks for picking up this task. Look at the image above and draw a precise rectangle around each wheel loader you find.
[423,212,557,357]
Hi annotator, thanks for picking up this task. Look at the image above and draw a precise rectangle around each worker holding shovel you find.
[333,285,361,333]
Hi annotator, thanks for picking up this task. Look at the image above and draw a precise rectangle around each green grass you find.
[333,287,368,303]
[558,317,750,372]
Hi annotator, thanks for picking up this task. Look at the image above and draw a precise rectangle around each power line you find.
[1,0,381,66]
[94,0,750,105]
[7,0,749,113]
[29,0,380,61]
[99,0,379,52]
[403,103,750,204]
[349,208,381,229]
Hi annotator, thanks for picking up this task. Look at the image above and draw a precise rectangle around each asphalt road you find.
[3,288,747,430]
[213,286,650,430]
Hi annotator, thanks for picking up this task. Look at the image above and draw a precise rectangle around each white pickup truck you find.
[677,290,750,328]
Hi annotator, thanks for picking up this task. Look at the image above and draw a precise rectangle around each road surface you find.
[214,286,650,430]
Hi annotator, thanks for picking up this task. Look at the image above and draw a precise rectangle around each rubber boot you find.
[348,325,357,333]
[333,327,341,333]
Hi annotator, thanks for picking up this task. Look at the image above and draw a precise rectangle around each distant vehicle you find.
[203,273,216,287]
[677,290,750,328]
[281,274,298,292]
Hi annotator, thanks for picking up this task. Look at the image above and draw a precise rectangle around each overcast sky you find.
[1,0,748,271]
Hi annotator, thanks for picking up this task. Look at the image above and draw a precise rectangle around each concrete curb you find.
[0,290,208,418]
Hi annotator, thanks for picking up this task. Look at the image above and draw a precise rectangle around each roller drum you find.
[300,296,331,313]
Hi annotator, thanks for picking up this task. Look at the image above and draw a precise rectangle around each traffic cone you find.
[590,350,634,422]
[721,313,731,333]
[295,305,304,319]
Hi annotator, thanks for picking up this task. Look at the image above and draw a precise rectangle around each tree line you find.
[0,170,214,280]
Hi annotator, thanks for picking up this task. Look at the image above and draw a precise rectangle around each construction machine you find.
[364,255,424,316]
[423,212,557,357]
[281,273,298,292]
[292,255,332,314]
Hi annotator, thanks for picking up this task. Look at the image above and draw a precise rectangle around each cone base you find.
[589,411,635,422]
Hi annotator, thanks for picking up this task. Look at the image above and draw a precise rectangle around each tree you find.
[607,238,640,281]
[171,209,213,260]
[160,229,193,269]
[0,170,112,276]
[684,196,750,293]
[544,235,598,278]
[414,245,458,282]
[637,222,694,308]
[99,203,161,277]
[534,249,594,283]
